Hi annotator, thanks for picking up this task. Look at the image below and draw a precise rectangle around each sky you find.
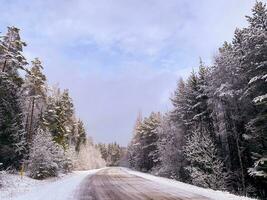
[0,0,256,145]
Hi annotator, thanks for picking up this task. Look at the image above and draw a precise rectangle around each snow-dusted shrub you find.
[74,141,105,170]
[27,129,64,179]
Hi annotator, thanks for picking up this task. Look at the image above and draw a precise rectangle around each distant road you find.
[77,167,211,200]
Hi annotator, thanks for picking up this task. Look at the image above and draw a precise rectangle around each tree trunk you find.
[231,100,246,195]
[2,59,7,72]
[235,135,246,195]
[28,97,35,143]
[25,101,32,142]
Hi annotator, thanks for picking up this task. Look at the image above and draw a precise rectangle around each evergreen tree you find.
[157,114,186,180]
[106,143,122,166]
[42,88,74,149]
[241,1,267,181]
[0,26,28,169]
[183,129,227,190]
[27,128,64,179]
[23,58,47,143]
[0,26,28,86]
[127,112,143,169]
[0,75,26,168]
[75,119,87,152]
[138,112,161,171]
[97,143,108,161]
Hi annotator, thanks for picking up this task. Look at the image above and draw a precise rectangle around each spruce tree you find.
[183,129,227,190]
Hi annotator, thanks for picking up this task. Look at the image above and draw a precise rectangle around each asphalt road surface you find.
[77,168,212,200]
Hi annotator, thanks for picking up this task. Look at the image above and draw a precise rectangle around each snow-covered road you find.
[77,168,253,200]
[1,167,254,200]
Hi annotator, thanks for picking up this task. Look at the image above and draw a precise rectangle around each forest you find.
[127,2,267,199]
[0,26,105,180]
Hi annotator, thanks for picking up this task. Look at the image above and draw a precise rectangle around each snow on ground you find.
[0,169,101,200]
[125,168,256,200]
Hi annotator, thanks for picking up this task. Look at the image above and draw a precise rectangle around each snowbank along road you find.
[76,167,211,200]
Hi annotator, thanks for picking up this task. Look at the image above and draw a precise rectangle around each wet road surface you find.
[76,168,211,200]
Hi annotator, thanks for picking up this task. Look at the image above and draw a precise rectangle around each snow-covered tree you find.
[42,88,74,149]
[209,41,248,193]
[27,128,64,179]
[0,26,28,85]
[183,129,227,190]
[239,1,267,181]
[128,112,161,171]
[0,27,27,169]
[156,115,187,180]
[23,58,47,143]
[127,112,143,169]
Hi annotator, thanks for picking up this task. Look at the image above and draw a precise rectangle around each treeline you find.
[127,2,267,199]
[0,26,105,179]
[96,142,125,166]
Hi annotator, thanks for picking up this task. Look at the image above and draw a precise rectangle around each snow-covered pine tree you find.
[137,112,161,171]
[23,58,47,143]
[156,114,186,180]
[184,72,200,128]
[170,78,189,133]
[27,128,64,179]
[194,61,214,134]
[183,128,227,190]
[127,112,143,169]
[0,26,28,86]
